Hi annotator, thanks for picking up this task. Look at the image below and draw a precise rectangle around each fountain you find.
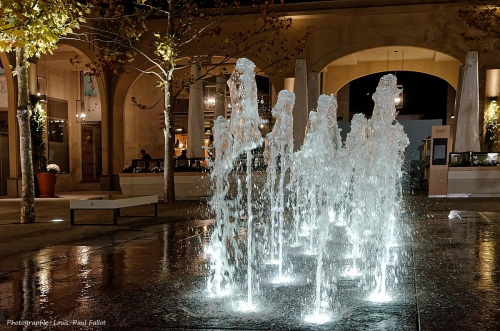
[205,58,409,324]
[264,89,294,279]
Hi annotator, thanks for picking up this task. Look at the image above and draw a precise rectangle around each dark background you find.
[349,71,449,121]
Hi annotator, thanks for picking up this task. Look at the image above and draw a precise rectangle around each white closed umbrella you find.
[454,51,480,152]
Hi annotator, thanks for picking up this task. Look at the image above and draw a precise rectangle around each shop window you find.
[47,98,69,173]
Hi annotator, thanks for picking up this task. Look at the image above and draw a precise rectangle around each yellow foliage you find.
[486,100,500,124]
[0,0,90,59]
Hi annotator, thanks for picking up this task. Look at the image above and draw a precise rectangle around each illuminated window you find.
[47,98,69,173]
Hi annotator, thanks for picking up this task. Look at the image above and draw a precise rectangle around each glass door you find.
[81,124,102,182]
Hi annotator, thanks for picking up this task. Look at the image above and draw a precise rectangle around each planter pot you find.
[36,172,57,197]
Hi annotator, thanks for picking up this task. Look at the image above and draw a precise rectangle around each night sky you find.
[349,71,449,121]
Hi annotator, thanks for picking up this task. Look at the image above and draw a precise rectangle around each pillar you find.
[284,78,294,92]
[320,71,326,94]
[336,83,350,122]
[446,83,456,145]
[308,71,319,111]
[28,63,37,98]
[187,63,205,158]
[293,59,308,150]
[485,69,500,98]
[0,53,21,197]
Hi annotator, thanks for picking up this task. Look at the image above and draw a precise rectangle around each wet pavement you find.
[413,210,500,330]
[1,194,500,330]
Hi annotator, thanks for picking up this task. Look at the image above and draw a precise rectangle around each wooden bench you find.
[70,195,158,225]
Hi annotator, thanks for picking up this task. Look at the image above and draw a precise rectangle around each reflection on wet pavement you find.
[0,221,211,330]
[413,210,500,331]
[1,210,500,330]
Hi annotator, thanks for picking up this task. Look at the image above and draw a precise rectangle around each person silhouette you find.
[140,149,152,159]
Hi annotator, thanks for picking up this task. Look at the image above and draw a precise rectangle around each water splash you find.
[264,90,295,278]
[205,59,409,322]
[206,59,264,304]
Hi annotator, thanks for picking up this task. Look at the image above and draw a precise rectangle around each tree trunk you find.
[16,47,36,223]
[163,0,176,203]
[163,82,176,203]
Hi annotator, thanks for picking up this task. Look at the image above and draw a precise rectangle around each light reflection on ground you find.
[2,208,500,330]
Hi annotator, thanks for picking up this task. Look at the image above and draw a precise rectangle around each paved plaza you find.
[1,193,500,330]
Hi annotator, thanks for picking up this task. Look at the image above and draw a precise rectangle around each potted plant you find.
[36,163,60,197]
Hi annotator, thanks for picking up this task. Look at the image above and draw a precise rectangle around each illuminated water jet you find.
[205,58,409,323]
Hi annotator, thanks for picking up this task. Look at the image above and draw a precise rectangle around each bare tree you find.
[458,0,500,49]
[69,0,306,203]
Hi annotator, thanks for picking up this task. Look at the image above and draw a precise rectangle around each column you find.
[187,63,205,158]
[293,58,308,150]
[308,71,319,111]
[446,83,456,147]
[2,54,21,196]
[336,84,350,122]
[284,78,294,92]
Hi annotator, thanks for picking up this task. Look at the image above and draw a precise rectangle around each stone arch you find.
[319,46,462,95]
[305,8,468,76]
[44,41,108,113]
[44,41,112,175]
[36,42,109,187]
[114,55,269,170]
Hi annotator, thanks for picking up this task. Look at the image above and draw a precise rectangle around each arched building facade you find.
[1,1,498,196]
